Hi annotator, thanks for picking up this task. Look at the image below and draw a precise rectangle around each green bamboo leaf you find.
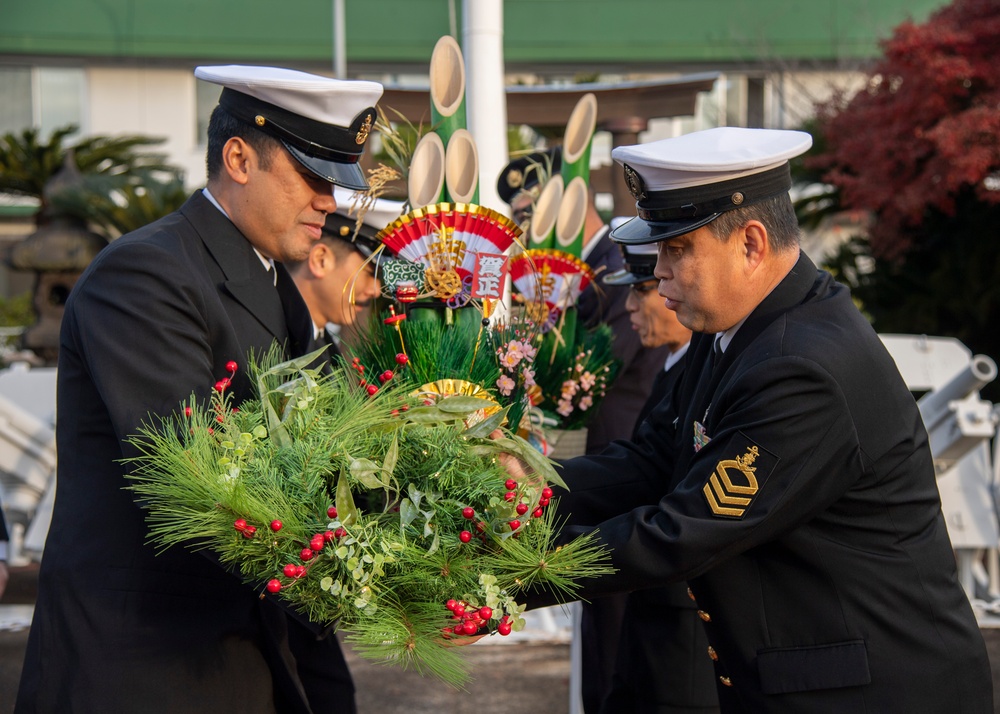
[382,434,399,480]
[492,436,567,490]
[336,470,360,526]
[462,406,510,438]
[436,396,498,414]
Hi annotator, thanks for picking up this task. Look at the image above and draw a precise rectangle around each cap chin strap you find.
[636,163,791,222]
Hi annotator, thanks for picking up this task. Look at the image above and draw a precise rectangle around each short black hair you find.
[205,105,282,180]
[707,193,800,252]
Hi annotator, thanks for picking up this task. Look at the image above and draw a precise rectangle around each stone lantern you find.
[7,152,107,364]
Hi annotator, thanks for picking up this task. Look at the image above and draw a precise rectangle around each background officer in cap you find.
[497,149,671,455]
[287,193,403,361]
[519,127,993,712]
[16,65,382,713]
[591,237,719,714]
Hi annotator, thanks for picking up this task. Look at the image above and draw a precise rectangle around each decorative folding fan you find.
[376,203,522,302]
[509,249,595,329]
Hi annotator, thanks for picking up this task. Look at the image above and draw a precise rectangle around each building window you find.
[0,66,85,138]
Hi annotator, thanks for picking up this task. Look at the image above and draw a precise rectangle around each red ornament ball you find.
[498,622,512,636]
[461,621,478,635]
[327,506,338,518]
[283,563,298,578]
[459,530,472,543]
[300,548,314,561]
[270,520,283,532]
[509,520,521,531]
[505,479,517,490]
[234,518,247,531]
[445,599,458,611]
[539,497,550,507]
[515,503,529,515]
[395,353,409,365]
[533,507,544,518]
[366,384,379,396]
[266,579,282,593]
[461,507,475,519]
[184,406,192,417]
[479,606,493,620]
[503,491,516,502]
[310,536,325,551]
[322,530,335,542]
[226,360,239,374]
[541,487,554,499]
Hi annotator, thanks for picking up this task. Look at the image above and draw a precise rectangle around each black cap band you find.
[635,163,791,223]
[219,88,375,165]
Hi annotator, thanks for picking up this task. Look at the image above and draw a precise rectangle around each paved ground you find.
[5,564,1000,713]
[0,564,573,714]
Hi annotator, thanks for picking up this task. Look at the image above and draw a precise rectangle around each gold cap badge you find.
[355,113,372,145]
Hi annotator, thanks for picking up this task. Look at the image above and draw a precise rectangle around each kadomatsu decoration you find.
[125,351,612,687]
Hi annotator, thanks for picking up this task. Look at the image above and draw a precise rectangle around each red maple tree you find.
[810,0,1000,261]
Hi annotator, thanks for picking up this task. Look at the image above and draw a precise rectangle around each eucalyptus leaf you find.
[399,498,418,529]
[349,456,386,489]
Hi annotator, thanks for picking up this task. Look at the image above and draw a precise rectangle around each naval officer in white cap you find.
[17,66,382,714]
[520,127,993,712]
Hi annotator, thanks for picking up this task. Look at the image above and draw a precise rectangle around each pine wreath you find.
[124,349,611,687]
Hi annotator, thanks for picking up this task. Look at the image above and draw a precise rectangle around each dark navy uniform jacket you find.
[17,192,354,714]
[556,252,992,713]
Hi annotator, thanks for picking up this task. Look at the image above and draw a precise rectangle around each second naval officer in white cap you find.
[17,65,382,714]
[518,126,992,713]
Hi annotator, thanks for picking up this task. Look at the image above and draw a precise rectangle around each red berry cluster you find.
[214,360,239,393]
[233,518,256,538]
[352,357,397,397]
[442,599,513,638]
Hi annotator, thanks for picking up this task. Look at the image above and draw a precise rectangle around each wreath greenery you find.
[124,348,612,686]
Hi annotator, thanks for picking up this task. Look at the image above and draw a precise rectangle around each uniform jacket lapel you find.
[180,192,288,342]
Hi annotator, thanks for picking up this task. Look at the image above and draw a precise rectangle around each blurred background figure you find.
[496,150,671,455]
[287,191,403,360]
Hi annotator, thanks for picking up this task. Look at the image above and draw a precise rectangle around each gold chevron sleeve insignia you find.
[702,434,777,519]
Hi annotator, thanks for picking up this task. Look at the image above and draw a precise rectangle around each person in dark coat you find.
[518,127,993,713]
[15,65,384,714]
[500,150,671,712]
[591,240,718,713]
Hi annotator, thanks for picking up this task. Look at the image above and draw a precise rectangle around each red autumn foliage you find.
[809,0,1000,260]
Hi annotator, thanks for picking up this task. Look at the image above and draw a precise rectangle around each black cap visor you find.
[610,213,720,245]
[603,268,656,286]
[286,143,369,191]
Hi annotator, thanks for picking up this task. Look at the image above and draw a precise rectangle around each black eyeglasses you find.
[629,281,658,295]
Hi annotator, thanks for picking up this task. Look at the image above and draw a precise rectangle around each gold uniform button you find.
[719,676,733,687]
[687,587,696,601]
[707,646,718,661]
[697,610,711,622]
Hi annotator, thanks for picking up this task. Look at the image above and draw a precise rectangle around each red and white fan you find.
[510,249,594,325]
[377,203,522,285]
